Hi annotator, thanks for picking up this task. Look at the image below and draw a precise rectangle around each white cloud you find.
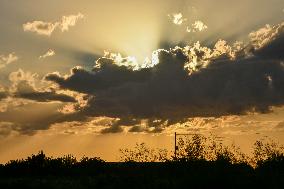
[8,69,38,93]
[192,21,208,31]
[60,13,84,32]
[249,22,284,49]
[23,13,84,36]
[23,21,59,36]
[168,13,187,25]
[39,49,55,59]
[249,24,274,49]
[0,53,18,69]
[187,20,208,33]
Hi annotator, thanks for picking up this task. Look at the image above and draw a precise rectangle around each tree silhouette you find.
[0,135,283,189]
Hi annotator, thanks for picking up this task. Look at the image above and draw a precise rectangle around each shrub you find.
[119,143,168,162]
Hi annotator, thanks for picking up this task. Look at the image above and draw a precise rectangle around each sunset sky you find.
[0,0,284,162]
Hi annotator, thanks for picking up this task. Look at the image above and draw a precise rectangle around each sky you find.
[0,0,284,162]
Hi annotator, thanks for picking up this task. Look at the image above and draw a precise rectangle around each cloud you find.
[168,13,187,25]
[251,22,284,60]
[42,21,284,133]
[9,68,38,84]
[23,21,58,36]
[0,122,14,137]
[39,49,55,59]
[167,11,208,34]
[0,53,18,69]
[249,24,276,49]
[101,125,124,134]
[0,85,8,101]
[128,125,147,133]
[7,69,76,103]
[0,85,80,135]
[0,69,81,134]
[0,92,7,101]
[0,96,29,113]
[13,80,76,103]
[187,21,208,33]
[60,13,84,32]
[0,21,282,136]
[23,13,84,36]
[0,101,65,135]
[45,61,150,94]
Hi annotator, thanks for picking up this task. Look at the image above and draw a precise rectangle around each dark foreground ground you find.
[1,160,283,189]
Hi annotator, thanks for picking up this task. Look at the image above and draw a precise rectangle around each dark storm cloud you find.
[45,58,150,94]
[44,22,284,133]
[101,125,123,134]
[17,91,76,103]
[100,117,142,134]
[13,81,76,103]
[0,20,275,135]
[129,126,146,133]
[1,21,284,136]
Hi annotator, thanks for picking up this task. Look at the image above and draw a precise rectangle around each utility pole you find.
[174,132,177,159]
[174,132,194,160]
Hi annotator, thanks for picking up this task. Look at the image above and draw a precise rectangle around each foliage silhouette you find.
[253,139,284,165]
[174,134,249,164]
[0,135,283,188]
[119,143,168,162]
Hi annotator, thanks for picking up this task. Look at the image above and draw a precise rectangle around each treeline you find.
[119,134,284,166]
[0,135,283,188]
[0,153,105,176]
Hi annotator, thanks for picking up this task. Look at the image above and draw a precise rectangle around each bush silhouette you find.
[0,135,283,189]
[253,139,284,166]
[119,143,168,162]
[119,134,249,164]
